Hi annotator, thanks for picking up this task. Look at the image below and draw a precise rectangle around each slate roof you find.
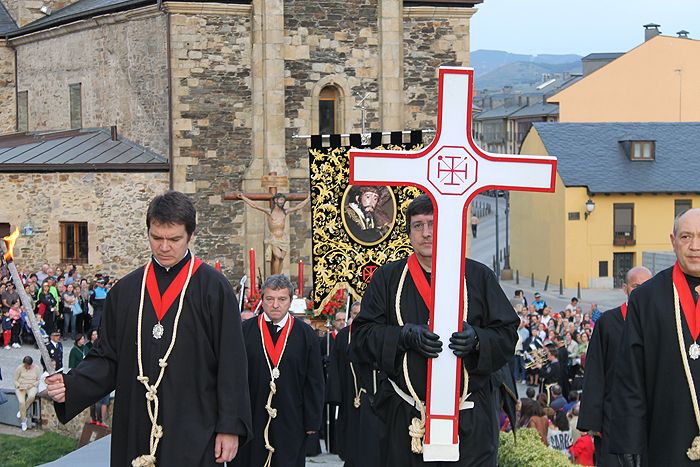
[510,102,559,118]
[0,128,168,172]
[474,105,524,120]
[0,1,17,34]
[533,122,700,193]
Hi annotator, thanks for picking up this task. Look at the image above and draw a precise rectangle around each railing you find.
[613,226,636,246]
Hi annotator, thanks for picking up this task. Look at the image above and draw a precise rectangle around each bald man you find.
[610,208,700,466]
[578,266,652,466]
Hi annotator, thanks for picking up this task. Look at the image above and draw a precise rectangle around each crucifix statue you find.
[350,67,557,461]
[225,172,310,275]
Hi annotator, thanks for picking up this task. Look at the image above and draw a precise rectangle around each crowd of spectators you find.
[0,261,117,349]
[505,290,601,465]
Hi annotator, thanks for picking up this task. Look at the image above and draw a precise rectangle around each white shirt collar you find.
[263,311,290,328]
[152,249,191,272]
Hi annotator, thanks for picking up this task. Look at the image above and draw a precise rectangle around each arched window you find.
[318,86,340,135]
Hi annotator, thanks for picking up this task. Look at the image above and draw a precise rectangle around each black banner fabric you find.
[309,140,424,315]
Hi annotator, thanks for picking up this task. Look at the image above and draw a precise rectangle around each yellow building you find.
[548,34,700,123]
[511,122,700,289]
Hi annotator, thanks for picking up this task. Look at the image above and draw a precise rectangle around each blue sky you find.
[470,0,700,56]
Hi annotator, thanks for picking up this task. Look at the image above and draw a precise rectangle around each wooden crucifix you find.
[350,67,557,461]
[224,172,310,276]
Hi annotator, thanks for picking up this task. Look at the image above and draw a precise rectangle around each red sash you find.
[620,302,628,320]
[259,314,294,367]
[145,257,202,321]
[407,253,433,311]
[673,261,700,340]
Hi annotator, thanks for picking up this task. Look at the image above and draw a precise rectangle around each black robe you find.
[55,253,253,466]
[349,257,519,466]
[577,305,624,467]
[328,324,382,467]
[234,315,324,467]
[610,267,700,466]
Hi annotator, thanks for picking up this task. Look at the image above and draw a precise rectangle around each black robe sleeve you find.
[577,311,609,433]
[349,265,403,377]
[54,280,121,422]
[303,327,325,432]
[609,295,647,455]
[462,260,519,378]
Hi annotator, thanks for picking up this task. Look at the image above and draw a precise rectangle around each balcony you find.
[614,226,636,246]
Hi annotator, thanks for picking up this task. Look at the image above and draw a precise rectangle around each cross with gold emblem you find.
[350,67,557,461]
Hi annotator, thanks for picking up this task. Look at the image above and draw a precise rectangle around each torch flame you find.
[3,227,19,262]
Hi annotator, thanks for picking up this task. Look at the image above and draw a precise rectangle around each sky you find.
[470,0,700,56]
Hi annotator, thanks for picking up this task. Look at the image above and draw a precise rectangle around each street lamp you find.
[584,198,595,220]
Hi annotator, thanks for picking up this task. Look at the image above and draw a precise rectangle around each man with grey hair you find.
[610,208,700,466]
[234,274,324,467]
[578,266,652,466]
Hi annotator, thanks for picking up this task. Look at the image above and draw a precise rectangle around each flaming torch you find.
[2,227,54,373]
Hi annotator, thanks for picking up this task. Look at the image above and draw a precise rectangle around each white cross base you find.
[350,67,556,461]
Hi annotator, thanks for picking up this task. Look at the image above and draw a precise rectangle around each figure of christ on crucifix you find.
[348,67,556,465]
[226,174,309,276]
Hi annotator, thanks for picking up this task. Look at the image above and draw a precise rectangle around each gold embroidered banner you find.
[309,144,423,315]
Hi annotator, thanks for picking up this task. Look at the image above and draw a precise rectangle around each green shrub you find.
[0,432,75,467]
[499,428,571,467]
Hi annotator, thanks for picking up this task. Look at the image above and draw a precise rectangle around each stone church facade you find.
[0,0,479,283]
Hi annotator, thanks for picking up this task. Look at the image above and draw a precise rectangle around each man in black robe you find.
[329,300,382,467]
[234,274,324,467]
[610,208,700,467]
[349,194,519,466]
[46,191,252,466]
[578,266,651,466]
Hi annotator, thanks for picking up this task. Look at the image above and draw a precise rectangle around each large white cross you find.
[350,67,557,461]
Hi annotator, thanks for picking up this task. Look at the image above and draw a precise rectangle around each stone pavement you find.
[0,339,74,390]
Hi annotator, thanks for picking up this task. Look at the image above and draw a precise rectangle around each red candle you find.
[298,260,304,297]
[249,248,256,295]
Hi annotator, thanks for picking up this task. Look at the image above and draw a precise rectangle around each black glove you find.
[399,323,442,358]
[449,323,479,357]
[618,454,641,467]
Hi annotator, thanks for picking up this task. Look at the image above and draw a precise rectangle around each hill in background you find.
[472,49,582,92]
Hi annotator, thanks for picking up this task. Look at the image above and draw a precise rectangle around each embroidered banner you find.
[309,134,424,315]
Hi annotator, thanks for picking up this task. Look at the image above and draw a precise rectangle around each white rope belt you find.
[389,378,474,411]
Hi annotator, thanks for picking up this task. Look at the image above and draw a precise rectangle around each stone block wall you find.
[13,10,169,155]
[283,0,381,167]
[0,171,168,277]
[168,6,254,279]
[0,43,15,134]
[403,7,474,131]
[40,395,113,438]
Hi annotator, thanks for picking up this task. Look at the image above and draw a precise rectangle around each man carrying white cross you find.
[349,193,519,466]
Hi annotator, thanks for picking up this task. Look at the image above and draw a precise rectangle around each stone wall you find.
[13,9,169,155]
[0,43,15,134]
[39,395,113,438]
[167,5,254,279]
[0,171,168,277]
[403,7,474,131]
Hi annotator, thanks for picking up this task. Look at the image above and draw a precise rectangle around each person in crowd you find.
[68,333,89,369]
[47,331,63,370]
[533,292,547,314]
[517,398,548,446]
[46,191,252,466]
[234,274,323,467]
[61,283,77,339]
[91,278,108,330]
[547,410,573,459]
[578,266,652,467]
[570,432,595,466]
[4,299,22,349]
[14,356,41,431]
[72,285,84,335]
[349,194,518,466]
[548,384,567,412]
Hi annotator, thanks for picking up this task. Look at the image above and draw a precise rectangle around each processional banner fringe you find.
[309,134,424,316]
